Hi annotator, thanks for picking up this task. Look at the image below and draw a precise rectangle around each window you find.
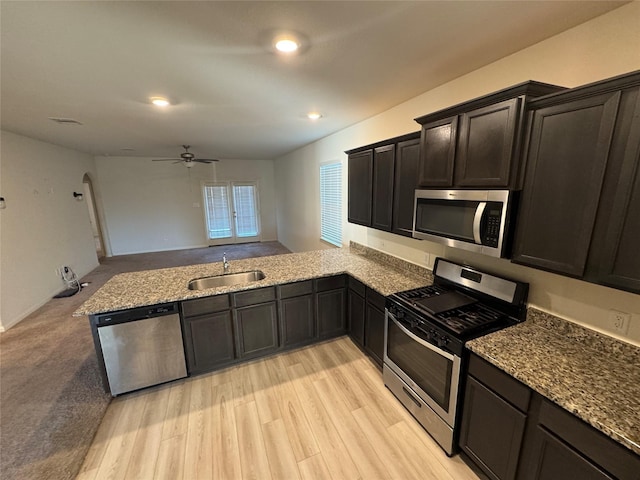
[320,162,342,247]
[203,182,260,244]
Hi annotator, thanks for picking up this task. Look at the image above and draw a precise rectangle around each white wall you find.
[274,3,640,345]
[95,156,278,255]
[0,131,99,331]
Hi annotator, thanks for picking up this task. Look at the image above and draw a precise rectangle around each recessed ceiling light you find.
[307,112,322,120]
[150,97,170,107]
[274,35,299,54]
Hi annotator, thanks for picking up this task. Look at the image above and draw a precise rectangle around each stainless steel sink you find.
[188,270,266,290]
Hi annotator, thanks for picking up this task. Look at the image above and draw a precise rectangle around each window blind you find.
[320,162,342,247]
[232,184,259,237]
[203,184,232,239]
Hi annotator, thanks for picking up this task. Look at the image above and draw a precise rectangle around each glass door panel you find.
[203,182,260,245]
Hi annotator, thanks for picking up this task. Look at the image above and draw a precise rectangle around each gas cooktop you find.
[388,259,529,338]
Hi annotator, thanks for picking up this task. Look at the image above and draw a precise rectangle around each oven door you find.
[383,310,461,427]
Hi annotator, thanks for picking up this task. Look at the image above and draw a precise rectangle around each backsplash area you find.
[350,240,639,347]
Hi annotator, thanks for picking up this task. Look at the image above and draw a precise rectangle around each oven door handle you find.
[388,314,455,361]
[473,202,486,244]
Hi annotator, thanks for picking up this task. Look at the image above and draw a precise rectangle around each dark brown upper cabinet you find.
[415,82,565,189]
[347,149,373,226]
[419,116,457,186]
[392,136,421,237]
[513,70,640,294]
[371,145,395,231]
[346,132,420,235]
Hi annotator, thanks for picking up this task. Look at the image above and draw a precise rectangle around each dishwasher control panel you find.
[94,302,178,326]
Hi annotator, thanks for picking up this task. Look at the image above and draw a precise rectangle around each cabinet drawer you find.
[315,275,346,292]
[468,353,531,412]
[181,294,230,317]
[348,276,366,297]
[233,287,276,307]
[278,280,313,299]
[366,287,385,310]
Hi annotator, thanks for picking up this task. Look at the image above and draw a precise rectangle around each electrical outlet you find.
[608,310,630,335]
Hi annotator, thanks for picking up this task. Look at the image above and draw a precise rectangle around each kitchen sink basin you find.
[188,270,266,290]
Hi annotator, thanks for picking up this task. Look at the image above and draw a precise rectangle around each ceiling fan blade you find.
[152,158,182,162]
[194,159,218,163]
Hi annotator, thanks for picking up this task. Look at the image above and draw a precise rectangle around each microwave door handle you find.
[473,202,487,244]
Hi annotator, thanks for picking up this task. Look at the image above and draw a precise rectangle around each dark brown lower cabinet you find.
[348,277,366,348]
[181,294,235,374]
[364,288,385,366]
[460,356,529,480]
[316,276,347,338]
[518,397,640,480]
[462,353,640,480]
[523,426,613,480]
[182,310,235,374]
[234,302,278,359]
[279,293,315,348]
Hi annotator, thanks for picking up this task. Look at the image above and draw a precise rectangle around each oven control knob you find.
[396,310,405,319]
[428,329,437,339]
[437,336,450,348]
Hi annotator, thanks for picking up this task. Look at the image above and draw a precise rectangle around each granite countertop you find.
[467,309,640,455]
[74,245,432,316]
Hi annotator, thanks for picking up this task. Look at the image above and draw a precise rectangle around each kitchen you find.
[1,2,640,480]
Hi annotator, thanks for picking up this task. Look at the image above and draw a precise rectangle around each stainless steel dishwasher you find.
[94,303,187,396]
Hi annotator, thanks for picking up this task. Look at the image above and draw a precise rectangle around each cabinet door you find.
[317,288,346,338]
[364,302,385,366]
[392,137,421,236]
[235,302,279,359]
[183,311,235,374]
[588,90,640,293]
[456,98,520,187]
[348,149,373,226]
[460,376,527,480]
[522,427,613,480]
[280,294,315,348]
[371,145,395,231]
[419,116,457,186]
[512,92,620,277]
[348,289,365,348]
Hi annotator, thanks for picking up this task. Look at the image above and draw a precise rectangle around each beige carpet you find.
[0,241,291,480]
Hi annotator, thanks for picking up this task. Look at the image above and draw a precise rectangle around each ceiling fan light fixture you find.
[150,96,170,107]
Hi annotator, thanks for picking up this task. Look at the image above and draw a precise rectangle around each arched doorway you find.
[82,174,105,259]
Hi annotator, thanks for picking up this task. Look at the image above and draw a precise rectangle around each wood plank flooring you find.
[76,336,483,480]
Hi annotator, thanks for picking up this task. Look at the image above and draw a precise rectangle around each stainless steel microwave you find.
[412,189,516,258]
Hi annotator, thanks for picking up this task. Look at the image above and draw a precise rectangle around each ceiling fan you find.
[152,145,220,168]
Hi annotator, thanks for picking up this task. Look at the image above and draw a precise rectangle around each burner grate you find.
[435,304,504,334]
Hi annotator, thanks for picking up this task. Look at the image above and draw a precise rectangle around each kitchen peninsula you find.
[74,244,639,478]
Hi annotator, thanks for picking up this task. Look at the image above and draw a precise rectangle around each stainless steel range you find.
[383,257,528,455]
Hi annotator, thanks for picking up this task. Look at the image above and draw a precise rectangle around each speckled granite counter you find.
[467,309,640,455]
[74,246,432,316]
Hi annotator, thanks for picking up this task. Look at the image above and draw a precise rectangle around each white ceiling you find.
[1,1,626,161]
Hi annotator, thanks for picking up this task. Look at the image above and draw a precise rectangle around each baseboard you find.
[0,286,61,332]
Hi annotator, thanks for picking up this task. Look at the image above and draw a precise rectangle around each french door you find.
[202,182,261,245]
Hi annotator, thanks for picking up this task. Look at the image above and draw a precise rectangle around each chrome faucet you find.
[222,252,230,274]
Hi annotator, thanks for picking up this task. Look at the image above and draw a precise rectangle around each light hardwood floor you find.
[76,336,483,480]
